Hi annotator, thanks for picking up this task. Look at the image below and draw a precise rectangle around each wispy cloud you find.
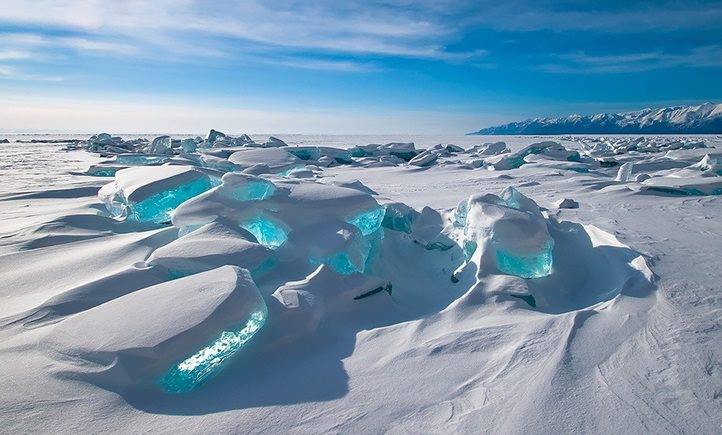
[539,46,722,74]
[0,32,138,55]
[0,50,33,60]
[0,0,484,66]
[461,1,722,32]
[0,65,63,81]
[262,57,380,73]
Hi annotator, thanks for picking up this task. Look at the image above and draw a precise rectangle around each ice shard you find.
[180,138,198,153]
[494,238,554,278]
[159,309,267,393]
[115,154,170,166]
[146,136,173,155]
[85,165,123,177]
[99,166,219,224]
[615,162,634,182]
[455,189,554,278]
[381,203,415,233]
[157,267,268,394]
[346,206,385,236]
[241,216,288,249]
[226,179,276,201]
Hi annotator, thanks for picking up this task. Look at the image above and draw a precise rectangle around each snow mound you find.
[43,265,266,393]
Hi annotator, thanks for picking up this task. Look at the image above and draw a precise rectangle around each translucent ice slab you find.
[130,177,218,223]
[99,166,220,224]
[159,309,267,393]
[115,154,170,166]
[241,216,288,249]
[225,179,276,201]
[346,206,385,236]
[381,203,415,233]
[455,189,554,278]
[495,238,554,278]
[310,233,378,275]
[86,165,122,177]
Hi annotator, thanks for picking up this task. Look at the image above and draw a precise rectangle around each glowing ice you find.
[146,136,172,155]
[159,309,267,394]
[226,179,276,201]
[455,189,554,278]
[310,230,378,275]
[86,165,122,177]
[347,206,385,236]
[241,216,288,249]
[381,203,415,233]
[130,177,217,223]
[495,238,554,278]
[99,166,219,224]
[180,138,198,153]
[288,147,321,161]
[115,154,170,166]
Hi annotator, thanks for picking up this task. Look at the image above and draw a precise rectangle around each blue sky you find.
[1,0,721,134]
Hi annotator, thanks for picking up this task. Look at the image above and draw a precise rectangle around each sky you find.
[1,0,721,134]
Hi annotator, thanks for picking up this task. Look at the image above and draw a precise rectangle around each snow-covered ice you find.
[0,132,720,433]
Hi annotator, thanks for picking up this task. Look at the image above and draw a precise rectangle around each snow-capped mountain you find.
[470,102,722,135]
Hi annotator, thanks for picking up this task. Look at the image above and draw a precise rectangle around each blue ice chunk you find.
[200,155,236,172]
[349,146,368,157]
[241,216,288,249]
[310,229,382,275]
[453,199,468,227]
[501,187,526,210]
[180,138,197,153]
[314,252,361,275]
[228,180,276,201]
[115,154,170,166]
[287,147,320,161]
[129,177,217,224]
[347,206,385,236]
[645,186,709,196]
[566,152,581,162]
[277,165,306,177]
[147,136,172,154]
[86,166,120,177]
[463,239,477,260]
[381,205,414,233]
[503,155,526,170]
[495,238,554,278]
[159,309,267,393]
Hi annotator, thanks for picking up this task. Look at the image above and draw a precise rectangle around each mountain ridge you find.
[469,102,722,135]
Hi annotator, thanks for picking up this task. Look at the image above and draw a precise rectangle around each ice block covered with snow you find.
[452,187,553,278]
[98,165,220,224]
[485,141,579,170]
[43,266,267,393]
[146,221,272,278]
[172,173,385,274]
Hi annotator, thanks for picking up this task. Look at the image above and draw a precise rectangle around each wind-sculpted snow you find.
[42,266,266,392]
[4,132,722,432]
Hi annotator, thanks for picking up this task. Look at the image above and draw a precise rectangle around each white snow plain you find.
[0,133,721,433]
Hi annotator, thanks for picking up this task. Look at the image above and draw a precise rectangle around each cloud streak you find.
[539,46,722,74]
[0,65,63,81]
